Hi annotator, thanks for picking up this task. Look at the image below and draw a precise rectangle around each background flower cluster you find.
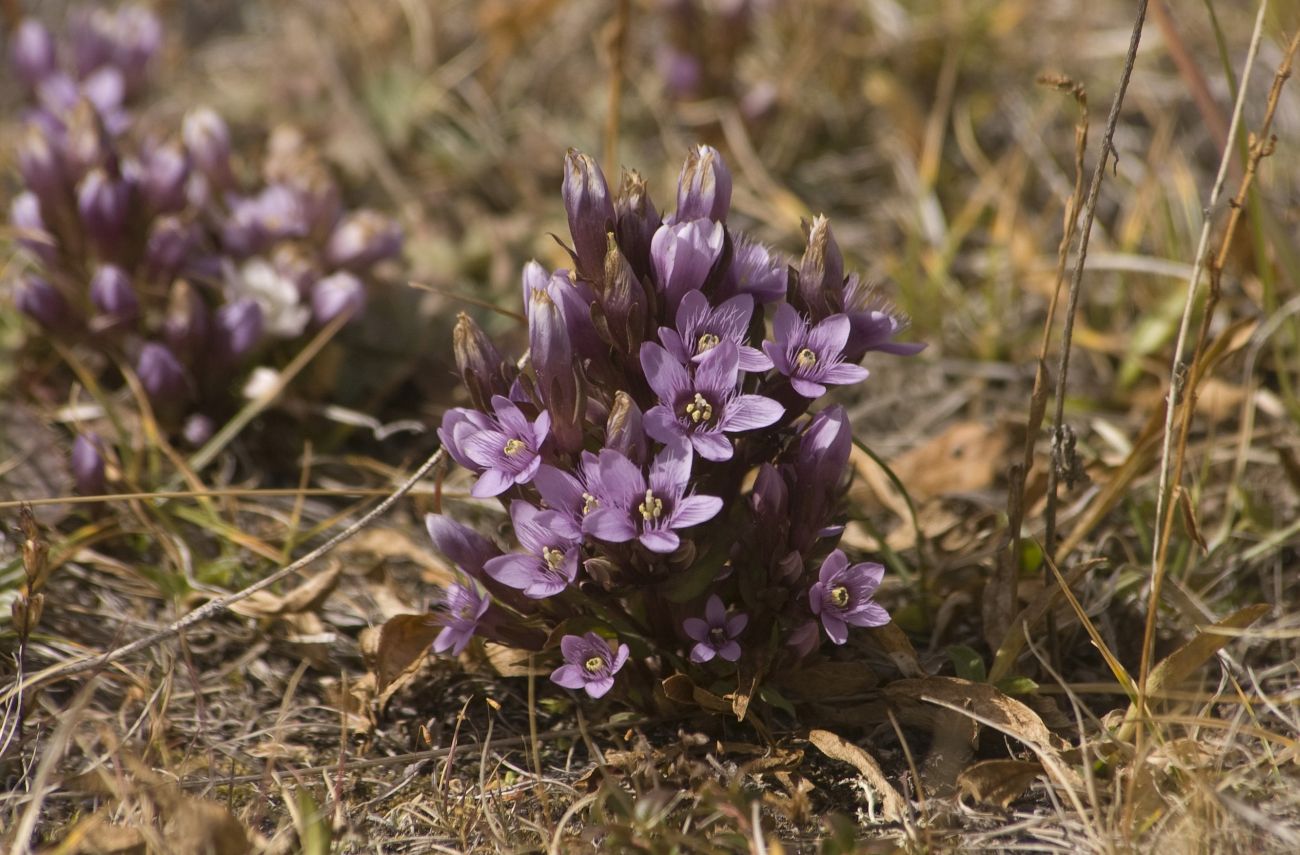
[427,145,919,702]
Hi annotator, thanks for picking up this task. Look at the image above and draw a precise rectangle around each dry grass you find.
[3,0,1300,852]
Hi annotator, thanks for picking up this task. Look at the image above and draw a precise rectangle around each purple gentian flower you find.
[683,595,747,663]
[437,396,550,498]
[72,432,107,496]
[432,578,490,655]
[671,144,732,224]
[641,340,783,462]
[650,218,725,314]
[584,437,722,553]
[551,632,630,698]
[483,501,583,599]
[763,303,869,398]
[719,235,786,304]
[425,513,501,580]
[841,275,926,362]
[658,290,772,372]
[808,550,889,644]
[534,452,605,529]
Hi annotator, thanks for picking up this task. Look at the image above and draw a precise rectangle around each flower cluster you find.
[6,8,403,463]
[425,145,918,704]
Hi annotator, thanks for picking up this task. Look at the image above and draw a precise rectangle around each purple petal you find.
[471,468,514,498]
[790,377,828,398]
[683,617,710,642]
[560,634,588,661]
[659,327,691,363]
[532,410,552,447]
[584,507,637,543]
[648,437,693,499]
[807,314,852,358]
[819,550,849,584]
[611,643,630,672]
[738,345,774,372]
[644,405,688,447]
[461,430,513,469]
[551,663,587,690]
[484,553,545,592]
[640,529,680,553]
[594,449,645,507]
[772,303,801,349]
[690,432,734,462]
[716,640,742,662]
[704,595,726,626]
[670,495,723,528]
[720,395,784,432]
[822,614,849,645]
[762,340,790,374]
[847,601,891,628]
[693,340,740,396]
[690,642,717,664]
[641,341,691,405]
[818,363,870,386]
[725,613,749,636]
[585,676,615,698]
[675,289,712,333]
[536,465,584,515]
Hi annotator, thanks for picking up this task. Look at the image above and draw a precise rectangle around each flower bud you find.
[182,107,233,187]
[530,289,584,455]
[61,100,109,180]
[163,279,210,357]
[139,142,190,213]
[182,413,215,447]
[749,463,789,527]
[454,312,513,411]
[599,235,649,357]
[672,144,732,223]
[311,271,366,324]
[9,19,57,89]
[109,6,162,91]
[214,298,264,361]
[18,124,65,204]
[252,184,310,242]
[15,275,73,330]
[76,167,131,250]
[80,67,126,119]
[90,264,140,325]
[790,405,852,551]
[145,215,198,280]
[72,433,107,495]
[10,192,57,264]
[137,342,188,403]
[562,149,615,285]
[69,8,114,77]
[796,215,845,320]
[324,210,403,270]
[613,169,660,280]
[605,391,647,465]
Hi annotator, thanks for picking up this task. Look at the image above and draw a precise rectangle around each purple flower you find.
[311,271,366,324]
[425,514,501,580]
[72,432,107,496]
[683,595,747,663]
[214,298,264,361]
[182,413,215,447]
[10,191,56,264]
[841,276,926,362]
[763,303,869,398]
[14,275,72,330]
[718,235,786,305]
[534,452,606,529]
[145,216,199,280]
[138,142,190,213]
[432,578,490,656]
[521,262,602,361]
[77,168,131,248]
[10,20,57,88]
[584,437,722,554]
[642,340,783,462]
[650,218,725,315]
[658,290,771,372]
[136,342,187,403]
[182,107,232,187]
[324,209,403,270]
[808,550,889,644]
[671,145,731,224]
[437,396,550,498]
[90,265,139,324]
[484,501,583,599]
[551,632,629,698]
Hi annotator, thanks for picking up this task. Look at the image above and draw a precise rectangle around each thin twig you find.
[1,447,446,701]
[1043,0,1149,558]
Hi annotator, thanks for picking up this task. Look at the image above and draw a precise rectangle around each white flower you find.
[225,257,309,338]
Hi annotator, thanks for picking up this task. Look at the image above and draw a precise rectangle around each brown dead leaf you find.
[807,729,908,821]
[775,660,879,701]
[481,642,547,677]
[372,613,440,697]
[886,676,1062,752]
[889,422,1007,500]
[864,623,924,677]
[340,528,455,585]
[957,759,1044,809]
[231,562,342,618]
[161,797,250,855]
[43,814,146,854]
[662,674,733,714]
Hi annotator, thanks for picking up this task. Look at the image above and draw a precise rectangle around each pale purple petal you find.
[551,663,587,689]
[585,676,615,698]
[716,640,742,662]
[719,395,784,431]
[644,405,687,446]
[690,432,734,461]
[640,529,680,553]
[483,553,544,591]
[818,363,870,385]
[704,594,726,625]
[584,507,637,542]
[670,495,723,528]
[725,613,749,636]
[790,377,828,398]
[472,468,514,498]
[683,617,710,642]
[690,642,717,663]
[641,341,691,404]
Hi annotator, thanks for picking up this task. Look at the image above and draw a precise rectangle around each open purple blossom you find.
[841,275,927,362]
[438,395,550,498]
[658,290,771,372]
[808,550,889,645]
[763,303,869,398]
[650,217,725,314]
[551,632,630,698]
[642,340,783,461]
[425,514,501,580]
[535,453,606,529]
[684,595,747,663]
[484,502,583,599]
[432,578,491,656]
[584,437,722,553]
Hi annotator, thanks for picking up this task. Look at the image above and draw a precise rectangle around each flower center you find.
[584,655,605,674]
[638,489,664,521]
[683,392,714,425]
[795,347,818,369]
[708,626,728,646]
[542,546,565,571]
[503,438,526,456]
[581,492,600,514]
[697,332,721,353]
[830,585,850,608]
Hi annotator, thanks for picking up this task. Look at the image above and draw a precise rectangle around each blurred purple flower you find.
[181,107,232,187]
[182,413,215,447]
[311,271,365,324]
[642,340,782,461]
[650,218,725,315]
[584,437,722,553]
[551,632,629,698]
[90,264,139,323]
[213,298,264,361]
[17,124,64,203]
[808,549,888,644]
[684,595,747,663]
[136,341,187,403]
[10,191,57,263]
[432,578,490,656]
[324,209,403,270]
[138,141,189,213]
[763,304,868,398]
[15,275,72,330]
[438,396,550,498]
[534,452,607,529]
[76,167,131,247]
[10,20,57,88]
[71,432,106,495]
[658,290,771,372]
[484,501,583,599]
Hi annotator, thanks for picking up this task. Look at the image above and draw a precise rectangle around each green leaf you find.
[995,676,1039,695]
[947,644,987,682]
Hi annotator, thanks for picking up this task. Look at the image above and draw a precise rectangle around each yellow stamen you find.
[795,347,818,369]
[638,489,664,521]
[542,547,565,570]
[581,492,600,514]
[683,392,713,424]
[503,438,526,456]
[830,585,850,608]
[584,656,605,673]
[697,332,721,352]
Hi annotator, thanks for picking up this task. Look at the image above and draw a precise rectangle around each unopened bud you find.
[139,142,190,213]
[311,271,366,324]
[163,279,210,357]
[10,19,57,88]
[182,107,233,187]
[137,341,188,404]
[324,210,403,270]
[454,312,513,411]
[605,392,647,465]
[673,144,732,223]
[15,275,73,330]
[10,192,57,264]
[17,124,65,203]
[529,289,584,454]
[214,298,264,361]
[600,234,649,356]
[613,169,660,280]
[72,432,107,495]
[796,215,845,320]
[90,264,140,325]
[562,149,615,285]
[145,215,198,280]
[77,167,132,250]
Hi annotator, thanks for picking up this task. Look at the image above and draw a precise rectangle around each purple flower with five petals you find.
[808,550,889,644]
[535,453,607,529]
[683,595,748,663]
[551,632,630,698]
[438,395,550,498]
[584,438,722,553]
[484,501,583,599]
[659,290,772,372]
[432,578,491,655]
[642,340,783,461]
[763,303,869,398]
